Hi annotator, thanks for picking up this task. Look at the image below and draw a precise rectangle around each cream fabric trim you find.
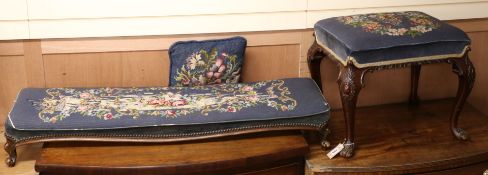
[315,36,469,68]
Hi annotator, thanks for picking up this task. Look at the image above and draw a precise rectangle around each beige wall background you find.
[1,19,488,126]
[2,0,488,39]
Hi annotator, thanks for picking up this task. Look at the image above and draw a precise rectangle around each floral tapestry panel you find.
[8,78,330,130]
[336,11,441,37]
[169,37,247,87]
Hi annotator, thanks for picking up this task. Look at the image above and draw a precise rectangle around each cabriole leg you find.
[319,127,331,150]
[450,56,476,140]
[307,40,327,91]
[4,135,17,167]
[337,65,367,158]
[409,64,421,105]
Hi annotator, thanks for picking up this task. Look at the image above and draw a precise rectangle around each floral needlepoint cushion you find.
[7,78,329,130]
[169,37,247,86]
[314,11,470,68]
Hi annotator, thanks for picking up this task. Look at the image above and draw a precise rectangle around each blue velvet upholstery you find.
[314,11,470,68]
[7,78,329,130]
[169,37,247,86]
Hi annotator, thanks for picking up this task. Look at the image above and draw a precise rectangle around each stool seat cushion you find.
[7,78,329,131]
[314,11,470,68]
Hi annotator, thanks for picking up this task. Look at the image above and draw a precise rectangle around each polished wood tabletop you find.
[35,131,308,175]
[307,99,488,174]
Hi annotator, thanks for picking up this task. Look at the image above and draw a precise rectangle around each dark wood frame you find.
[5,125,330,167]
[307,40,476,158]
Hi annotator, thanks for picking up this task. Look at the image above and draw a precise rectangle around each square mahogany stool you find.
[307,11,475,158]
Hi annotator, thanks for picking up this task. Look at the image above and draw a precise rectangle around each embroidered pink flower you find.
[148,99,171,106]
[182,79,190,85]
[174,48,240,86]
[227,106,236,112]
[206,57,227,80]
[242,86,253,92]
[103,113,113,120]
[166,110,176,116]
[148,99,160,105]
[50,117,57,123]
[171,100,188,106]
[80,93,91,99]
[281,105,289,111]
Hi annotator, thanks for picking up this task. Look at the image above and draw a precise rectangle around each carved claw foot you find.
[452,128,470,140]
[320,140,331,149]
[4,136,17,167]
[5,155,16,167]
[339,141,355,158]
[319,128,331,150]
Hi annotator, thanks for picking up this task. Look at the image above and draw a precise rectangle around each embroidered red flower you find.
[166,110,176,116]
[50,117,57,123]
[103,113,113,120]
[227,106,236,112]
[171,100,188,106]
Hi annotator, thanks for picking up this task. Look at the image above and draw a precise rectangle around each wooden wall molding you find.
[449,18,488,32]
[23,40,46,87]
[41,30,305,54]
[0,41,24,56]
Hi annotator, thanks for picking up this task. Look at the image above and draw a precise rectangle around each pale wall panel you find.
[307,2,488,27]
[0,56,27,124]
[27,0,306,19]
[29,12,306,39]
[0,0,27,20]
[307,0,488,10]
[0,21,29,40]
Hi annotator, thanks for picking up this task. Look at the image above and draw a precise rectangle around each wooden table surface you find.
[306,99,488,174]
[35,131,309,175]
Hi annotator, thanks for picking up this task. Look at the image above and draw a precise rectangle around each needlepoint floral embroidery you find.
[174,48,241,86]
[34,80,297,123]
[337,11,441,37]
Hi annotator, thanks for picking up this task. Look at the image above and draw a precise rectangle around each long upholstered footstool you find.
[307,11,475,158]
[4,78,330,167]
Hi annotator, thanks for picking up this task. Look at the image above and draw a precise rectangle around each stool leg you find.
[337,65,367,158]
[409,64,421,105]
[4,135,17,167]
[319,127,331,150]
[450,56,476,140]
[307,40,327,91]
